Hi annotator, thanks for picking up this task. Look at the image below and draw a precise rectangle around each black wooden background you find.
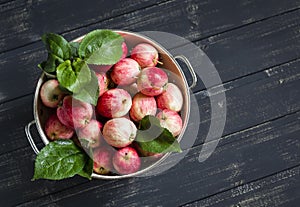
[0,0,299,206]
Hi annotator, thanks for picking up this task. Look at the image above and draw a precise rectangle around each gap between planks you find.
[0,0,172,55]
[0,1,299,55]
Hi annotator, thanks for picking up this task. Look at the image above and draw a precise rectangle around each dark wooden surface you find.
[0,0,299,206]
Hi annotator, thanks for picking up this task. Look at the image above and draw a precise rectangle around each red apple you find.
[102,117,137,148]
[89,42,128,73]
[111,58,140,86]
[137,67,168,96]
[113,147,141,175]
[45,114,74,140]
[93,147,114,175]
[156,83,183,112]
[120,41,128,59]
[96,89,132,118]
[95,72,109,97]
[129,92,157,122]
[57,95,93,129]
[156,109,182,137]
[40,79,65,108]
[121,83,138,97]
[131,43,159,68]
[78,119,103,148]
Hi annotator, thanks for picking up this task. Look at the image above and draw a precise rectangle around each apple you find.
[40,79,65,108]
[45,114,74,140]
[95,72,109,97]
[93,147,114,175]
[89,42,128,73]
[131,43,159,68]
[111,58,140,86]
[137,67,168,96]
[129,92,157,122]
[121,83,138,97]
[113,147,141,174]
[120,41,128,59]
[102,117,137,148]
[57,95,93,129]
[156,109,183,137]
[156,83,183,112]
[96,89,132,118]
[78,119,103,148]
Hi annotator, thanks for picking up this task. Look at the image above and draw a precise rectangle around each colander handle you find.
[174,55,198,89]
[25,120,40,154]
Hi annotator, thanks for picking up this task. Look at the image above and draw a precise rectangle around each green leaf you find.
[136,116,182,153]
[77,150,93,180]
[38,53,64,73]
[139,115,161,130]
[57,59,91,93]
[33,140,87,180]
[137,115,164,142]
[137,128,182,153]
[41,33,71,60]
[73,70,99,106]
[70,42,80,57]
[78,30,124,65]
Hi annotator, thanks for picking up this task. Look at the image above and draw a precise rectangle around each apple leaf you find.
[78,30,124,65]
[136,115,182,153]
[69,42,80,57]
[38,53,64,73]
[77,149,93,180]
[72,70,99,106]
[57,59,99,105]
[41,33,71,60]
[33,140,87,180]
[56,58,91,93]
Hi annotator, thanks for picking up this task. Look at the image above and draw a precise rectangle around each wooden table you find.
[0,0,299,206]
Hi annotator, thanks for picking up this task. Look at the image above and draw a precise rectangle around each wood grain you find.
[1,0,300,52]
[0,144,89,206]
[184,165,300,207]
[16,111,300,206]
[0,0,168,52]
[1,8,300,104]
[194,58,300,146]
[194,9,300,92]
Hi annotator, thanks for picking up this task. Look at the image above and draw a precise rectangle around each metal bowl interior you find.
[34,30,191,179]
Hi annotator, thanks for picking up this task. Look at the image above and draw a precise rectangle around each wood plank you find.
[0,0,26,13]
[16,111,300,206]
[0,95,34,154]
[183,165,300,207]
[1,0,300,52]
[0,0,167,53]
[1,8,300,104]
[193,9,300,92]
[0,145,89,207]
[194,58,300,146]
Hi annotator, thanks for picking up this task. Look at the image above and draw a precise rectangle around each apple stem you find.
[157,60,163,65]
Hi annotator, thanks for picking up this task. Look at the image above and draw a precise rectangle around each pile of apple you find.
[40,42,184,175]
